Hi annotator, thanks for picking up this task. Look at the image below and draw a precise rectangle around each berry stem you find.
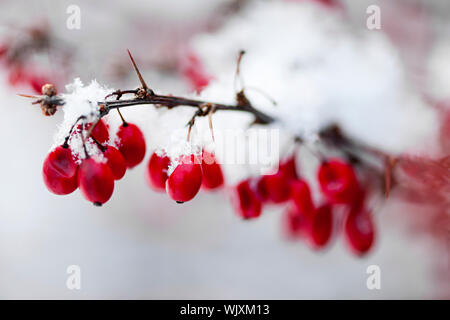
[117,108,127,127]
[63,115,87,147]
[91,135,106,152]
[80,122,90,159]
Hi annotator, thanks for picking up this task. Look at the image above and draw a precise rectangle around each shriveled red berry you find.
[307,204,333,249]
[103,146,126,180]
[290,179,314,216]
[166,154,202,203]
[42,146,78,195]
[78,158,115,206]
[234,179,262,219]
[318,159,359,204]
[117,123,146,169]
[146,151,171,191]
[345,207,375,256]
[201,150,224,190]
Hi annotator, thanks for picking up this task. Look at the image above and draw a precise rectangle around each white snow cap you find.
[52,78,114,161]
[192,0,438,154]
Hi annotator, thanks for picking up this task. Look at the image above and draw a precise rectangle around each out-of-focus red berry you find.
[234,179,262,219]
[307,204,333,249]
[201,150,224,190]
[317,159,360,205]
[180,53,212,93]
[257,173,291,203]
[282,206,307,240]
[28,74,51,94]
[345,207,375,256]
[279,155,298,180]
[290,179,314,216]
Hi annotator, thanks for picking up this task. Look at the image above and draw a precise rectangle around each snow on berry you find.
[51,78,114,160]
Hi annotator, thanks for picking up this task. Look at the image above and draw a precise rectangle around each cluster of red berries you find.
[233,156,375,256]
[43,119,146,206]
[43,116,373,255]
[43,118,225,205]
[147,150,224,202]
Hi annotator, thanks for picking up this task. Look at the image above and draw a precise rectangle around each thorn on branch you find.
[127,49,154,96]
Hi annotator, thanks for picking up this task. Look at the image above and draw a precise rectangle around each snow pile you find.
[49,1,439,176]
[427,40,450,102]
[52,78,113,161]
[192,0,437,155]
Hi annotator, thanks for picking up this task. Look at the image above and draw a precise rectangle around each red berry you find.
[234,179,262,219]
[75,119,109,144]
[256,172,291,203]
[90,119,110,144]
[279,155,298,180]
[439,109,450,152]
[117,123,146,169]
[290,179,314,216]
[345,207,375,256]
[78,158,115,206]
[286,0,342,9]
[0,43,8,59]
[180,53,212,93]
[282,206,307,240]
[317,159,360,204]
[103,146,126,180]
[146,151,171,191]
[166,154,202,203]
[8,66,26,86]
[27,74,50,94]
[307,204,333,249]
[201,150,224,190]
[42,146,78,195]
[256,155,298,203]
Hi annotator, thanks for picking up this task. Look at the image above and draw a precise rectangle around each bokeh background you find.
[0,0,448,299]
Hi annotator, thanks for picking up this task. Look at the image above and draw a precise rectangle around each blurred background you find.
[0,0,448,299]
